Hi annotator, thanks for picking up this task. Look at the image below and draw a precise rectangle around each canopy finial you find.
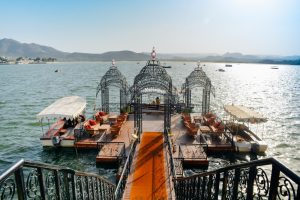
[151,47,156,60]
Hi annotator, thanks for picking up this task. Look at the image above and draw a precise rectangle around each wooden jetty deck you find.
[96,142,125,164]
[178,144,208,166]
[124,132,169,199]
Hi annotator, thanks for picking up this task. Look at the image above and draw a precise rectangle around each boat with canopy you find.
[224,105,268,153]
[37,96,86,147]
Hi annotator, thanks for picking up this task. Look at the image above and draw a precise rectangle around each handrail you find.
[165,129,177,179]
[176,157,299,182]
[114,139,138,199]
[0,159,24,181]
[174,157,300,200]
[0,159,116,200]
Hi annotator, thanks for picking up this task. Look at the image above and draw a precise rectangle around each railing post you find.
[213,172,220,200]
[37,168,46,200]
[268,164,280,200]
[246,166,256,200]
[66,171,76,200]
[201,176,207,200]
[54,170,61,200]
[221,171,228,200]
[14,168,26,200]
[232,168,241,199]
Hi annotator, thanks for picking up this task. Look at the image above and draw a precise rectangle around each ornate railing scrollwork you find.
[25,169,41,199]
[277,177,296,200]
[254,167,270,199]
[0,160,115,200]
[0,178,15,200]
[173,158,300,200]
[45,171,57,199]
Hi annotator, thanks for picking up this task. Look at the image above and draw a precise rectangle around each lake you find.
[0,61,299,181]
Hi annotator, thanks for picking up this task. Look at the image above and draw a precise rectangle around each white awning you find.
[224,105,267,123]
[37,96,86,121]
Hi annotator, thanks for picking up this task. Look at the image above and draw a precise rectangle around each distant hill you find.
[0,38,299,64]
[0,38,148,61]
[64,51,149,61]
[0,38,68,58]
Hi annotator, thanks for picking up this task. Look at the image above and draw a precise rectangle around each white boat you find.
[37,96,86,147]
[224,105,268,153]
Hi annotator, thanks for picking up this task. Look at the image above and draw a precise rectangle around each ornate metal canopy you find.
[182,62,215,114]
[96,60,129,113]
[131,48,176,139]
[132,60,171,93]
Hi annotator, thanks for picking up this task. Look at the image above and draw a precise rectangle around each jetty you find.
[1,49,300,199]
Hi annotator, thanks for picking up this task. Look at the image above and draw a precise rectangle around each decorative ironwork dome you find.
[96,60,129,112]
[182,62,215,114]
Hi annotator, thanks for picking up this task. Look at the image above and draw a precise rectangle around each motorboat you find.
[225,64,232,67]
[217,68,225,72]
[224,105,268,153]
[37,96,86,147]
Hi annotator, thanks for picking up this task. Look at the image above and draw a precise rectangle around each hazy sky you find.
[1,0,300,55]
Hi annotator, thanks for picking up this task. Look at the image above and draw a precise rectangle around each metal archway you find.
[130,48,177,140]
[96,60,129,113]
[182,62,215,114]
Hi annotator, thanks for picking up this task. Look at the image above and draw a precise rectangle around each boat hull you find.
[234,141,252,152]
[40,138,74,147]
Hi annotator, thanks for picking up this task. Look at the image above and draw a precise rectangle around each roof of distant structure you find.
[37,96,86,120]
[224,105,267,123]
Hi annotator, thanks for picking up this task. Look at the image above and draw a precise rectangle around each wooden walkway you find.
[123,132,169,200]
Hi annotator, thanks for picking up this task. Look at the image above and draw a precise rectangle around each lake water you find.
[0,61,299,181]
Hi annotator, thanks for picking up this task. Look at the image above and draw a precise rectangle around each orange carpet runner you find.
[129,132,167,199]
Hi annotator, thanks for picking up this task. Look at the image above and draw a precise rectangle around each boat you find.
[163,65,171,68]
[271,66,279,69]
[223,105,268,153]
[225,64,232,67]
[37,96,86,147]
[217,68,225,72]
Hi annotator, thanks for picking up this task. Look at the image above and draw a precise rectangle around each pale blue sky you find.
[1,0,300,55]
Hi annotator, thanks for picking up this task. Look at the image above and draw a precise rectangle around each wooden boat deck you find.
[171,114,234,153]
[75,117,133,151]
[202,133,234,152]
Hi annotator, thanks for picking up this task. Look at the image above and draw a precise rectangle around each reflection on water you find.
[0,62,299,180]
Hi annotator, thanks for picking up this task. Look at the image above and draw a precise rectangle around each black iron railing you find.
[165,129,177,179]
[114,139,138,200]
[0,159,115,200]
[174,157,300,200]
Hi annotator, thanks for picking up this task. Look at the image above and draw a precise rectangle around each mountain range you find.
[0,38,300,64]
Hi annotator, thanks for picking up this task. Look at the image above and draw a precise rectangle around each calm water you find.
[0,61,299,181]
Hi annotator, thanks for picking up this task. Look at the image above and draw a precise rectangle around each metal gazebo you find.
[96,60,129,113]
[182,62,215,114]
